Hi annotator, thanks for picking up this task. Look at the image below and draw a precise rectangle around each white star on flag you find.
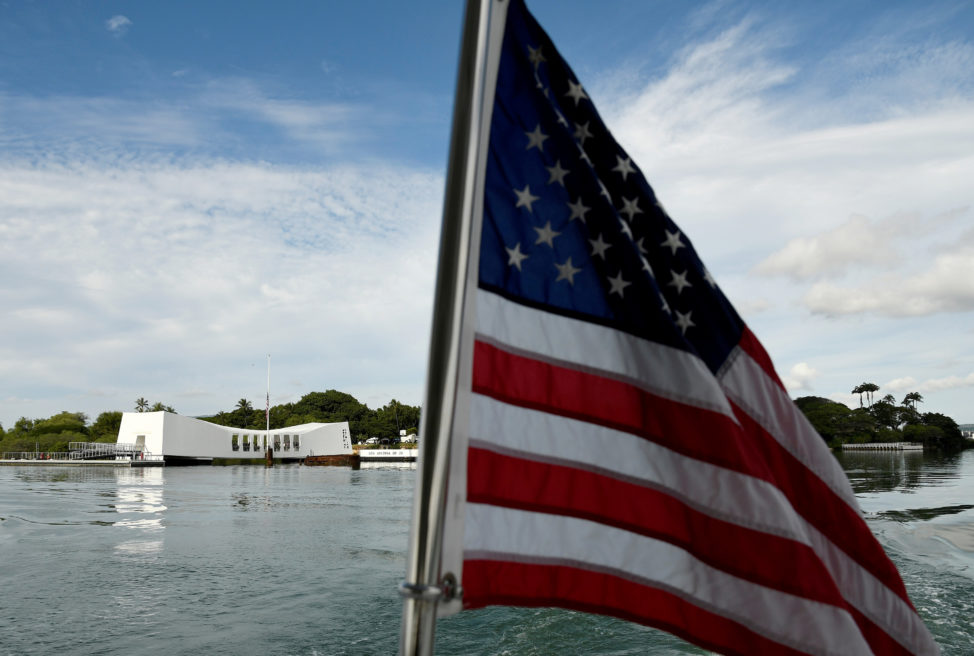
[525,124,548,151]
[607,271,631,297]
[612,156,636,180]
[668,269,693,295]
[514,184,540,211]
[567,197,589,222]
[554,256,581,284]
[545,160,569,186]
[565,79,588,105]
[620,197,641,220]
[588,234,611,259]
[661,229,685,255]
[533,221,560,247]
[505,243,529,270]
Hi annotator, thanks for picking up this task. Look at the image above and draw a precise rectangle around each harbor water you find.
[2,451,974,655]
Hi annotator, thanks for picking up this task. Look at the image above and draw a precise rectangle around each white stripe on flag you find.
[476,288,735,420]
[464,503,873,656]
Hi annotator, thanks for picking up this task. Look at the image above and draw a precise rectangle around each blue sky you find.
[1,0,973,428]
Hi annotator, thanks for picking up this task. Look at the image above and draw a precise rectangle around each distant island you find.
[796,383,967,452]
[0,390,420,454]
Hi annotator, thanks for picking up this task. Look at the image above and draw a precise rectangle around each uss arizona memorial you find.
[116,411,353,463]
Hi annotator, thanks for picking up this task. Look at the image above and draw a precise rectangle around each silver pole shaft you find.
[399,0,494,653]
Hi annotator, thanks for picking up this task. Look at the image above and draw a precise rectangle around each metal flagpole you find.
[266,354,270,432]
[399,0,498,653]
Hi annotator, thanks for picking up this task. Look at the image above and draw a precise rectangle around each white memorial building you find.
[116,411,352,463]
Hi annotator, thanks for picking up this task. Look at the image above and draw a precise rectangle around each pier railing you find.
[2,451,75,461]
[3,443,163,462]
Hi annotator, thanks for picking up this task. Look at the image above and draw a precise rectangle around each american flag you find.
[437,0,938,654]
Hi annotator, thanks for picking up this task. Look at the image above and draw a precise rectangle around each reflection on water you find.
[878,504,974,523]
[115,467,165,542]
[836,450,974,514]
[835,450,964,494]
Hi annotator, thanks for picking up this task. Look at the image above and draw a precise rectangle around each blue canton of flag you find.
[478,2,741,373]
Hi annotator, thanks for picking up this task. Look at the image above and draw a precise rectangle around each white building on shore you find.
[116,411,352,463]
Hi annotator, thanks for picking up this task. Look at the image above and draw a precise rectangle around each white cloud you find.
[0,156,443,424]
[802,243,974,317]
[755,213,906,280]
[736,298,772,316]
[106,15,132,36]
[0,79,376,158]
[0,94,203,149]
[783,362,819,392]
[885,377,919,393]
[200,78,362,152]
[887,373,974,394]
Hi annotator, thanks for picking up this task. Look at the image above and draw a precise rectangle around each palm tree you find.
[851,384,865,408]
[903,392,924,413]
[862,382,880,406]
[236,399,254,413]
[135,397,149,413]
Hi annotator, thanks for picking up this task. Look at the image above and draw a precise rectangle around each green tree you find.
[11,417,35,435]
[1,411,90,453]
[149,401,175,412]
[851,384,865,408]
[795,396,881,446]
[135,397,149,412]
[920,412,963,451]
[795,397,853,446]
[90,411,124,443]
[869,395,901,432]
[904,424,944,449]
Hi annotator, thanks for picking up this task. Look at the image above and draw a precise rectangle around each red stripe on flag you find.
[736,326,784,389]
[467,446,844,606]
[462,559,812,656]
[847,605,918,656]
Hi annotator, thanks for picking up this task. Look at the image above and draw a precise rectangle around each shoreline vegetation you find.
[1,384,965,455]
[796,383,967,452]
[0,390,420,455]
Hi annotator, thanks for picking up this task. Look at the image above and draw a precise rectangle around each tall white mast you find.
[266,354,271,433]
